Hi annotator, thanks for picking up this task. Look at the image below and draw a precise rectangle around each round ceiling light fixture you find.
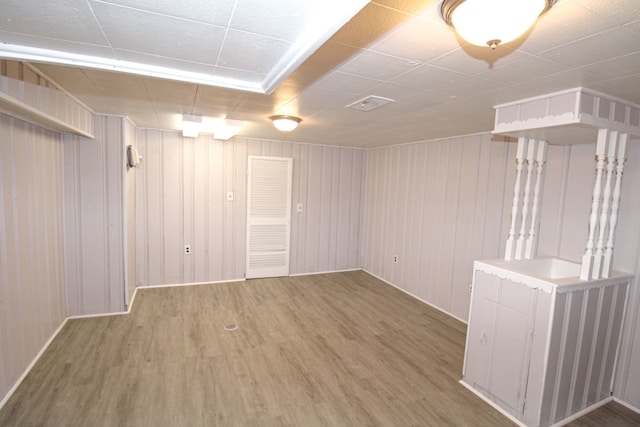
[440,0,556,49]
[270,115,302,132]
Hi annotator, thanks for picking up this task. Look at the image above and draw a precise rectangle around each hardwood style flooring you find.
[1,271,639,426]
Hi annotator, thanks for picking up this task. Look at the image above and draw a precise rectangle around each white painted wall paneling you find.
[0,60,94,137]
[612,140,640,408]
[0,114,67,403]
[135,134,365,285]
[125,118,137,305]
[362,134,515,321]
[64,115,126,315]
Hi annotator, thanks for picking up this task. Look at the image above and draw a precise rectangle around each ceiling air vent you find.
[346,95,395,112]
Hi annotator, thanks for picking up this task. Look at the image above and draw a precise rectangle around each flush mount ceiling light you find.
[182,114,202,138]
[213,119,244,141]
[182,114,244,139]
[440,0,556,49]
[270,115,302,132]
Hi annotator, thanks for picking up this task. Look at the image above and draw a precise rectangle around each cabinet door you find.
[464,271,537,417]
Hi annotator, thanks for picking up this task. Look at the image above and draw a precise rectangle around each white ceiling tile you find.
[517,0,616,54]
[578,52,640,80]
[575,0,640,26]
[114,50,217,75]
[538,27,640,68]
[142,78,198,104]
[440,76,506,98]
[391,64,467,89]
[94,0,235,26]
[401,90,454,108]
[92,2,226,64]
[194,86,247,112]
[587,75,640,104]
[429,45,527,76]
[371,17,461,63]
[0,0,108,45]
[0,30,115,59]
[338,50,420,81]
[229,0,318,41]
[315,71,382,94]
[625,20,640,35]
[365,82,438,102]
[216,30,292,74]
[33,63,102,93]
[313,101,421,127]
[6,0,640,148]
[212,67,266,87]
[285,87,354,117]
[477,57,568,86]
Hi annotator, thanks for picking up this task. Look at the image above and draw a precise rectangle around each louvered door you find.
[246,156,293,279]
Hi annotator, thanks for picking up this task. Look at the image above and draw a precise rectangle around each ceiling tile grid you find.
[2,0,639,147]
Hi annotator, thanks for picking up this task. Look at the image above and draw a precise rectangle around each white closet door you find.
[246,155,293,279]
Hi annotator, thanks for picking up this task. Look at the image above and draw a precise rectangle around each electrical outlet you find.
[184,245,191,255]
[393,255,398,263]
[469,284,473,295]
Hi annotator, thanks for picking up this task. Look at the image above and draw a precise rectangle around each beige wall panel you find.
[63,115,126,315]
[0,115,67,402]
[363,135,513,320]
[135,134,365,285]
[125,119,137,305]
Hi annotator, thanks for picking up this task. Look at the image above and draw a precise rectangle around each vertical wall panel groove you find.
[63,115,126,315]
[1,114,67,403]
[364,135,515,320]
[136,135,365,284]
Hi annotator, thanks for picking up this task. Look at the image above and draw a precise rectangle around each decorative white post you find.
[581,128,608,280]
[602,133,628,278]
[505,137,527,260]
[525,140,547,259]
[593,131,618,277]
[516,139,537,260]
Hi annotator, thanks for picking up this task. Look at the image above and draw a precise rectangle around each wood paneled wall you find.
[533,140,640,409]
[361,133,640,408]
[1,60,94,137]
[0,114,67,403]
[124,119,137,307]
[64,115,126,315]
[612,141,640,409]
[362,134,515,321]
[135,133,365,285]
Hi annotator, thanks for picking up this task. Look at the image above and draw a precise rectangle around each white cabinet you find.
[462,259,630,427]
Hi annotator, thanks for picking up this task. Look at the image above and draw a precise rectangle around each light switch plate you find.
[226,191,234,201]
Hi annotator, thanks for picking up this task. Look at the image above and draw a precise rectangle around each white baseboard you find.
[0,317,69,411]
[142,278,246,289]
[613,397,640,415]
[550,396,613,426]
[290,268,362,277]
[363,269,468,324]
[458,380,526,427]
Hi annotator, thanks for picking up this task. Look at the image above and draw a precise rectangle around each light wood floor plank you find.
[1,271,638,426]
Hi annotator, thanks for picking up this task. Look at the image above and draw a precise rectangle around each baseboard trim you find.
[290,268,362,277]
[0,317,69,411]
[550,396,613,427]
[142,278,246,289]
[613,397,640,415]
[458,380,526,427]
[363,269,468,324]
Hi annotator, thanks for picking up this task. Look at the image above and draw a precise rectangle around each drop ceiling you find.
[1,0,639,148]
